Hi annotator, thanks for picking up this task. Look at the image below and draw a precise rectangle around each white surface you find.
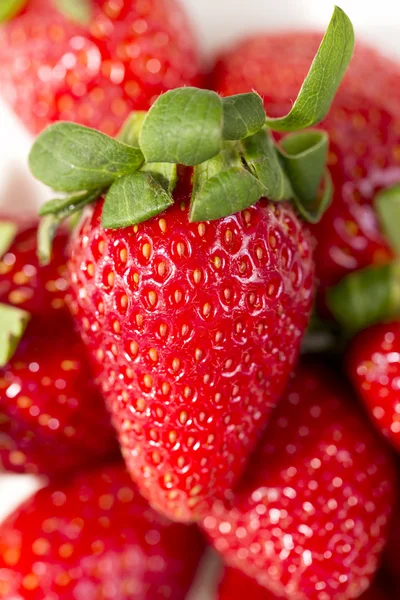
[0,1,399,597]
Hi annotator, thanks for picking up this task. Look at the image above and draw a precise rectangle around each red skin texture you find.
[347,322,400,452]
[202,362,395,600]
[211,36,400,307]
[218,569,391,600]
[67,176,315,522]
[0,218,117,474]
[0,317,118,475]
[0,0,201,136]
[0,462,204,599]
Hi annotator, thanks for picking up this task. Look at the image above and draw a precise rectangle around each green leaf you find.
[190,168,266,222]
[242,128,292,202]
[0,221,18,259]
[102,172,174,229]
[375,184,400,255]
[118,111,147,147]
[38,190,98,217]
[139,88,224,166]
[37,215,62,266]
[29,122,144,193]
[222,93,266,140]
[0,303,30,368]
[53,0,92,25]
[327,262,400,333]
[278,130,331,223]
[0,0,27,22]
[265,6,355,132]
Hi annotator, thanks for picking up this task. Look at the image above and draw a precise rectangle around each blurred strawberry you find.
[0,217,117,475]
[212,36,400,309]
[0,462,204,599]
[0,0,202,136]
[203,361,395,600]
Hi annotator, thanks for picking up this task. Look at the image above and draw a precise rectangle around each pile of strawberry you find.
[0,1,399,599]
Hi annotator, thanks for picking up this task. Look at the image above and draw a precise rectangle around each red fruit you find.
[202,362,395,600]
[0,462,204,599]
[0,219,70,319]
[0,0,201,136]
[0,217,117,475]
[347,322,400,452]
[0,317,118,475]
[217,569,391,600]
[212,36,400,306]
[67,180,315,522]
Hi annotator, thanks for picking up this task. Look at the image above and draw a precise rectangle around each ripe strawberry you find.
[0,218,70,318]
[0,317,118,475]
[217,569,391,600]
[0,0,201,136]
[0,462,204,599]
[212,36,400,307]
[347,322,400,452]
[202,362,395,600]
[0,217,117,475]
[68,185,314,521]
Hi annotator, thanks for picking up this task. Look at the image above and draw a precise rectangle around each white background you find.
[0,1,399,597]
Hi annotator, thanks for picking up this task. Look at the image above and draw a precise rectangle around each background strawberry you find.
[347,322,400,452]
[202,361,395,600]
[211,36,400,309]
[67,186,315,522]
[0,462,205,599]
[217,568,392,600]
[0,0,202,136]
[0,217,117,475]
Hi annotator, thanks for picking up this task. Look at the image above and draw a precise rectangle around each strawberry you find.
[347,322,400,452]
[0,217,117,474]
[0,317,118,475]
[202,361,395,600]
[0,218,70,318]
[217,568,391,600]
[211,36,400,309]
[68,193,314,521]
[0,462,205,599]
[0,0,201,136]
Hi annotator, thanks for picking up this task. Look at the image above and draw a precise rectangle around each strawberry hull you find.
[68,187,314,522]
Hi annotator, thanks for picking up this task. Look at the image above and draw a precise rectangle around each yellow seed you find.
[177,242,185,256]
[113,320,121,334]
[225,229,233,243]
[243,210,251,224]
[213,256,222,269]
[202,303,211,317]
[107,271,115,287]
[162,382,170,395]
[177,456,185,468]
[98,240,105,254]
[120,248,127,262]
[130,341,138,356]
[157,262,167,277]
[159,324,168,337]
[172,358,181,372]
[23,574,39,591]
[142,243,151,260]
[181,324,189,336]
[159,218,167,233]
[9,289,33,305]
[198,223,206,237]
[133,272,139,284]
[149,348,158,362]
[136,398,146,411]
[59,543,74,558]
[148,291,157,306]
[193,269,202,284]
[152,451,161,464]
[13,271,29,285]
[169,430,177,444]
[17,395,32,409]
[195,349,203,361]
[87,263,95,277]
[133,225,139,233]
[179,411,188,425]
[183,386,192,398]
[256,247,263,260]
[4,548,20,566]
[190,484,202,497]
[136,314,144,327]
[174,289,183,303]
[32,538,50,556]
[56,572,71,587]
[144,374,153,388]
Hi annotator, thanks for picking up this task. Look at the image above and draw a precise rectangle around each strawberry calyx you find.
[52,0,92,25]
[328,185,400,333]
[0,0,27,22]
[29,5,354,264]
[0,303,30,367]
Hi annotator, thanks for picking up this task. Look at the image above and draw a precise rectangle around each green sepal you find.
[38,190,100,217]
[222,93,266,141]
[0,303,30,368]
[278,130,332,223]
[53,0,92,25]
[118,112,177,194]
[327,262,400,332]
[139,88,224,166]
[241,128,292,202]
[0,221,18,259]
[375,184,400,255]
[29,122,144,193]
[0,0,27,22]
[102,172,174,229]
[265,6,355,132]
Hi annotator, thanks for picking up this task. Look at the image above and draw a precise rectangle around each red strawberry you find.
[0,462,204,599]
[0,0,201,136]
[0,218,70,318]
[347,322,400,452]
[217,569,391,600]
[0,217,117,474]
[0,317,118,475]
[67,182,314,521]
[202,362,395,600]
[212,36,400,308]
